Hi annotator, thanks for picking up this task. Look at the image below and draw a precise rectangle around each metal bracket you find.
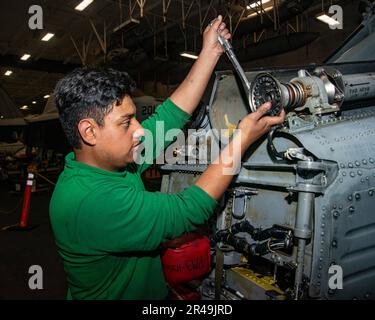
[288,160,339,194]
[284,148,312,161]
[232,187,258,219]
[287,115,316,133]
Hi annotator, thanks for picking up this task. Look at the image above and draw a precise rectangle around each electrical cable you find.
[32,171,56,186]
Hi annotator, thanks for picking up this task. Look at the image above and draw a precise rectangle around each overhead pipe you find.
[235,0,312,38]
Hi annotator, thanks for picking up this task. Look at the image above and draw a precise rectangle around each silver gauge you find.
[250,73,284,116]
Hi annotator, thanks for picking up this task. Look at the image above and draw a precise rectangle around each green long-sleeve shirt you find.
[49,98,217,300]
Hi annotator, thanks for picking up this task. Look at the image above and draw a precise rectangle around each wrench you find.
[210,19,254,111]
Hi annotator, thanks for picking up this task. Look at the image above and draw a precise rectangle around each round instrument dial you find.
[250,73,283,116]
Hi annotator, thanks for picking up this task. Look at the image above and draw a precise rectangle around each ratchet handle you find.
[217,32,251,92]
[210,18,251,97]
[218,33,233,53]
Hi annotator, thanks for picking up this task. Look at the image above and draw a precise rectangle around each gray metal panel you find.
[163,63,375,299]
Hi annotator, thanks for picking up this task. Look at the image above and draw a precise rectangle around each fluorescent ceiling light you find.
[180,51,198,60]
[316,13,340,26]
[247,0,271,9]
[20,105,29,110]
[44,94,50,99]
[41,33,55,41]
[21,54,31,61]
[4,70,13,76]
[32,101,37,104]
[75,0,94,11]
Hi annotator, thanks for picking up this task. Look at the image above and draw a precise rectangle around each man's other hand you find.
[238,102,286,147]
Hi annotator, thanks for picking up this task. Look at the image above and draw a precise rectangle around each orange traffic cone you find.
[2,173,36,231]
[19,173,34,228]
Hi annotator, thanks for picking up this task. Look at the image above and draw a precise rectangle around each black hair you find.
[54,67,136,149]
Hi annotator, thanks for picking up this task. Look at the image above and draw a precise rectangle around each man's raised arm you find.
[170,15,230,115]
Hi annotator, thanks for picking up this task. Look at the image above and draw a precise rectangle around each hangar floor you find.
[0,177,162,299]
[0,184,67,299]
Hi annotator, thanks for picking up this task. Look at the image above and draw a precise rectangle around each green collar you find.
[64,152,128,177]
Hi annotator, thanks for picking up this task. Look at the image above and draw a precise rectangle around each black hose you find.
[230,220,255,235]
[267,126,286,161]
[230,220,290,241]
[214,231,289,257]
[267,127,317,162]
[253,227,290,241]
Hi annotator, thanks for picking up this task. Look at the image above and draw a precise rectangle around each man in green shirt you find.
[50,16,285,299]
